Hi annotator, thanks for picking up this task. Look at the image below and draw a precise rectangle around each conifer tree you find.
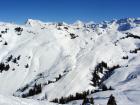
[107,94,117,105]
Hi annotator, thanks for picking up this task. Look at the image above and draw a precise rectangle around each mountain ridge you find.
[0,18,139,105]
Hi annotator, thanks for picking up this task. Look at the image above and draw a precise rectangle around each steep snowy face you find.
[0,18,140,105]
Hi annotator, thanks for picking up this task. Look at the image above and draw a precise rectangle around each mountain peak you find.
[73,20,85,27]
[25,19,44,27]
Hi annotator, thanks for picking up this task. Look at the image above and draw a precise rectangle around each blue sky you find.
[0,0,140,23]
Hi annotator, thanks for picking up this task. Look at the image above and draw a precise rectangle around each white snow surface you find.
[0,18,139,105]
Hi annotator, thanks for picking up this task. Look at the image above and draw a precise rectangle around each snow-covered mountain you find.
[0,18,140,105]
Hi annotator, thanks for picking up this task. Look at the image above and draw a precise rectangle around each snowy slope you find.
[0,18,139,105]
